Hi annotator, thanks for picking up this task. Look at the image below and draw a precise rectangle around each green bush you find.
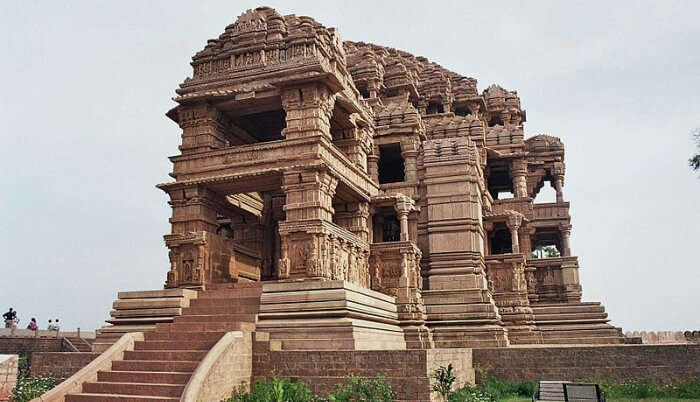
[11,376,60,402]
[432,364,457,401]
[227,378,315,402]
[477,379,535,399]
[227,376,396,402]
[598,379,700,399]
[448,387,496,402]
[328,375,395,402]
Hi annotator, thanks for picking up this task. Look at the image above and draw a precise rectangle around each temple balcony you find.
[161,135,379,201]
[526,255,581,304]
[532,202,570,224]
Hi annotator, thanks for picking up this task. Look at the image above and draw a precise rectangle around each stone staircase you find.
[65,283,261,401]
[65,336,94,352]
[530,301,625,344]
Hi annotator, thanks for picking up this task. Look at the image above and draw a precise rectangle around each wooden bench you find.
[563,383,604,402]
[533,381,605,402]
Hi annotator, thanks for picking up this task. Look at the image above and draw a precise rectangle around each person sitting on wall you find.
[26,317,38,331]
[2,308,17,329]
[54,318,60,332]
[47,319,54,330]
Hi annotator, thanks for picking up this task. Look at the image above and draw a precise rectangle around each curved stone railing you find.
[180,331,252,402]
[30,332,144,402]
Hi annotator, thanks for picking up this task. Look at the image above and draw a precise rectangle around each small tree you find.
[690,128,700,173]
[532,245,560,259]
[432,364,457,401]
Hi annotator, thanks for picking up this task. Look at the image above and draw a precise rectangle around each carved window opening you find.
[229,109,286,144]
[358,86,370,99]
[372,208,401,243]
[454,107,470,116]
[489,115,504,127]
[487,166,513,199]
[533,174,556,203]
[531,228,562,259]
[378,143,405,184]
[426,101,444,115]
[490,224,512,255]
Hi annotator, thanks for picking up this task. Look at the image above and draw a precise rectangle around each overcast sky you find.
[1,1,698,333]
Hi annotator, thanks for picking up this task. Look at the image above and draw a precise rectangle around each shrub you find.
[448,387,496,402]
[432,364,457,401]
[597,379,700,399]
[477,379,535,399]
[11,376,60,402]
[329,375,396,402]
[227,377,315,402]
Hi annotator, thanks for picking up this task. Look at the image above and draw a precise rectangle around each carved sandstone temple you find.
[94,7,623,355]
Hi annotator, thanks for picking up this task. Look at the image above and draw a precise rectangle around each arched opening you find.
[454,107,470,116]
[372,207,401,242]
[378,143,405,184]
[426,101,444,115]
[532,174,557,203]
[487,165,513,199]
[490,224,512,254]
[489,115,504,127]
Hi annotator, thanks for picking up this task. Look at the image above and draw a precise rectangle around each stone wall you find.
[0,337,68,355]
[30,352,100,379]
[625,330,700,344]
[472,344,700,384]
[0,355,18,402]
[253,333,474,402]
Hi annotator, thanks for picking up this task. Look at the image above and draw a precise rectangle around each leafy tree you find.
[690,128,700,173]
[532,245,560,259]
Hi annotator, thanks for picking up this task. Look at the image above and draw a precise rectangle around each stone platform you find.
[256,280,407,350]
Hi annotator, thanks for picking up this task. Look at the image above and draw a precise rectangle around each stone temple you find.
[55,6,638,401]
[146,5,623,349]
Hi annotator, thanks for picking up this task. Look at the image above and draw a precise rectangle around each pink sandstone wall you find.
[0,337,69,354]
[472,344,700,384]
[0,355,18,402]
[31,352,100,379]
[253,336,474,402]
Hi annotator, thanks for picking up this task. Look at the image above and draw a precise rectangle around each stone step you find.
[182,305,259,315]
[197,288,262,298]
[206,282,263,290]
[97,371,191,385]
[531,305,605,314]
[155,321,255,332]
[123,350,207,361]
[66,393,178,402]
[145,330,225,341]
[534,312,608,321]
[112,360,199,372]
[189,297,261,307]
[534,318,610,325]
[174,313,257,323]
[134,340,216,351]
[82,381,184,398]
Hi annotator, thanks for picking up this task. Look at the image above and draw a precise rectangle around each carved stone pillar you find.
[553,162,565,203]
[401,140,419,183]
[367,153,379,183]
[282,168,337,222]
[483,221,494,256]
[560,223,572,257]
[176,103,229,154]
[280,83,335,141]
[506,213,523,254]
[511,159,528,198]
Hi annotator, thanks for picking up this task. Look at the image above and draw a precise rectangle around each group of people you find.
[3,307,60,332]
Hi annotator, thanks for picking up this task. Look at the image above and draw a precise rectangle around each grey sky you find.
[1,1,698,333]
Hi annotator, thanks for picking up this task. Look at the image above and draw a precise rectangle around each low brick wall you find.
[0,355,18,402]
[31,352,100,379]
[0,337,68,355]
[253,334,474,402]
[472,344,700,384]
